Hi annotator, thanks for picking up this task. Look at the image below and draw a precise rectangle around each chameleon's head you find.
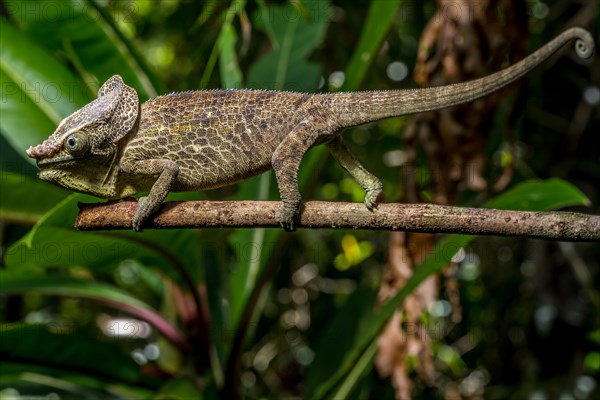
[26,75,139,197]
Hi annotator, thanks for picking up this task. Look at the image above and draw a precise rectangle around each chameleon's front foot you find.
[279,203,301,232]
[132,196,153,231]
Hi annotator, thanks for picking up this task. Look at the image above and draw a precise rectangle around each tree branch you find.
[75,199,599,241]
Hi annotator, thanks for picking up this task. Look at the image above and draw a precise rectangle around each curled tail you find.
[328,27,594,128]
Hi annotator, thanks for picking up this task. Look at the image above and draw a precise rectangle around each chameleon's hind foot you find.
[279,203,300,232]
[364,185,384,210]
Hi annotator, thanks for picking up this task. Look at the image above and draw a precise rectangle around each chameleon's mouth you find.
[37,154,76,166]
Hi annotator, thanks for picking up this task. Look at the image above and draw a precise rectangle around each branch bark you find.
[75,199,600,241]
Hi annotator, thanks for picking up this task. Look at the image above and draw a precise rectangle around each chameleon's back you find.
[124,89,312,191]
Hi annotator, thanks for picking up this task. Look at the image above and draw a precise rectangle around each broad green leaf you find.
[0,323,159,388]
[5,225,202,286]
[0,172,69,224]
[5,194,204,285]
[341,0,404,91]
[484,178,590,211]
[313,178,590,398]
[0,19,90,162]
[0,134,38,178]
[6,0,161,100]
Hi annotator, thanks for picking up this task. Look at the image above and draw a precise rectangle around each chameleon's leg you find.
[120,159,179,231]
[272,125,324,232]
[326,137,384,209]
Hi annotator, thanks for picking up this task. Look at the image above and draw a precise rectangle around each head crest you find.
[27,75,139,159]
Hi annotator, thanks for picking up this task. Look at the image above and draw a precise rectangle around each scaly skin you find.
[27,27,594,231]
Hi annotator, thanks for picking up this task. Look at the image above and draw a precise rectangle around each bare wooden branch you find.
[75,199,600,241]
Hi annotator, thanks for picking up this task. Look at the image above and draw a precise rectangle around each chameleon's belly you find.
[123,129,278,191]
[170,140,275,191]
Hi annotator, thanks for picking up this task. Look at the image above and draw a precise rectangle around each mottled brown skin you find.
[27,28,594,231]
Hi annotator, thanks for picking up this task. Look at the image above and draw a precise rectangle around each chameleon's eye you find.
[64,132,89,157]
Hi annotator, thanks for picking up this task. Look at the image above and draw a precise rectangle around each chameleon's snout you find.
[26,145,40,158]
[26,138,61,159]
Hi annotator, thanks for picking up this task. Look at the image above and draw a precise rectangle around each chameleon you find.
[27,27,594,231]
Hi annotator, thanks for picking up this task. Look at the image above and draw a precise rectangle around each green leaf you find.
[1,273,153,311]
[341,0,404,91]
[0,273,189,351]
[0,323,158,388]
[311,233,471,400]
[247,1,331,91]
[313,178,589,398]
[332,340,378,399]
[219,24,243,89]
[5,0,161,100]
[484,178,590,210]
[227,172,275,328]
[0,134,38,178]
[192,1,221,29]
[0,172,69,224]
[4,194,203,286]
[0,19,90,162]
[200,0,246,88]
[304,286,377,398]
[0,363,153,399]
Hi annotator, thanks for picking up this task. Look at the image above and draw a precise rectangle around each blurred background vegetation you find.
[0,0,598,399]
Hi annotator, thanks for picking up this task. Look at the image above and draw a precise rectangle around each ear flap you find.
[98,75,126,98]
[97,75,140,143]
[108,82,139,143]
